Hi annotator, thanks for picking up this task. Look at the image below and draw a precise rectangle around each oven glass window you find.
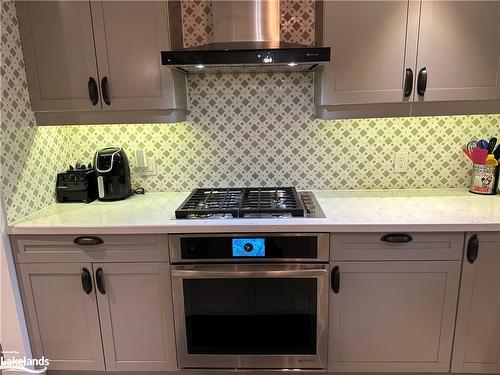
[183,278,317,355]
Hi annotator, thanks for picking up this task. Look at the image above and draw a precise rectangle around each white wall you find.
[0,189,33,374]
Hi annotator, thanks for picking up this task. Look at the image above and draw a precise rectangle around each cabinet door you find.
[16,263,104,371]
[329,261,460,372]
[94,263,177,371]
[16,1,101,111]
[90,1,185,110]
[416,1,500,101]
[316,1,419,105]
[452,233,500,373]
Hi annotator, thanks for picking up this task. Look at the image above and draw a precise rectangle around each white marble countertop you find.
[8,189,500,235]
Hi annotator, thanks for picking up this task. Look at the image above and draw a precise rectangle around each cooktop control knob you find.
[243,243,253,252]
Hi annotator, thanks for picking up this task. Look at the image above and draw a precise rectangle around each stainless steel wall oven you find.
[169,233,329,369]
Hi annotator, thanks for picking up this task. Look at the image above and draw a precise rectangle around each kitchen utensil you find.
[471,147,488,164]
[466,141,477,153]
[485,154,499,166]
[487,137,497,153]
[493,144,500,161]
[462,147,473,161]
[477,139,489,149]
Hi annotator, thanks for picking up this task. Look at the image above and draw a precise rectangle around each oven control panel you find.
[232,238,265,257]
[171,233,330,262]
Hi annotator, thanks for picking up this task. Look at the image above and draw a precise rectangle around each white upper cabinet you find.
[16,1,186,124]
[316,1,417,106]
[316,0,500,113]
[90,1,186,111]
[415,1,500,102]
[16,1,100,111]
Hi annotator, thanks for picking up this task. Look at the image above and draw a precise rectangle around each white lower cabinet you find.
[17,261,176,372]
[17,263,105,371]
[95,262,176,371]
[328,261,461,372]
[452,233,500,373]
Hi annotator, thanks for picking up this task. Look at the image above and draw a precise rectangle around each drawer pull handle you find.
[467,234,479,264]
[81,267,92,294]
[331,265,340,294]
[74,236,104,246]
[381,233,413,243]
[95,267,106,294]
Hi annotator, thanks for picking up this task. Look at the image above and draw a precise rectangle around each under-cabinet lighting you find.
[288,62,298,67]
[195,64,205,69]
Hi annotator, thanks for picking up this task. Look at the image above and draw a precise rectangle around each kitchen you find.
[0,0,500,374]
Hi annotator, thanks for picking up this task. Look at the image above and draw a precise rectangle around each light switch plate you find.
[394,152,408,173]
[136,150,156,176]
[141,156,156,176]
[135,149,148,174]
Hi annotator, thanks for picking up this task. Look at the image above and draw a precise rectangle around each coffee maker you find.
[94,148,131,201]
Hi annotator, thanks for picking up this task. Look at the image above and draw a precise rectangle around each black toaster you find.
[56,164,97,203]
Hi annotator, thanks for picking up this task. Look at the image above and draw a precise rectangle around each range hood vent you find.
[162,0,330,73]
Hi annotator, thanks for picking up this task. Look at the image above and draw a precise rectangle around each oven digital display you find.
[232,238,265,257]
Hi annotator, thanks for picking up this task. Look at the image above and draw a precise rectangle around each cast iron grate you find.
[175,187,306,218]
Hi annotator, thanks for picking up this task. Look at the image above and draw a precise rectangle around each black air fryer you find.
[94,148,131,201]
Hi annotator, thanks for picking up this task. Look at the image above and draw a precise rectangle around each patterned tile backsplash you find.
[65,82,499,192]
[180,0,316,48]
[181,0,213,48]
[280,0,315,46]
[1,0,499,224]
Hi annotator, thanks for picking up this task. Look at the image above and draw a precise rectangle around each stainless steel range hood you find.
[162,0,330,73]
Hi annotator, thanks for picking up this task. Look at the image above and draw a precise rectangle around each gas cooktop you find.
[175,187,324,219]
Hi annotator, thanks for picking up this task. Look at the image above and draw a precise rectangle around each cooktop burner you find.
[175,187,323,219]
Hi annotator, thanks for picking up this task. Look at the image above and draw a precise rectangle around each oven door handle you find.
[171,268,328,278]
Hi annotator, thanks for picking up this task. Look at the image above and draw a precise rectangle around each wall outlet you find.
[394,152,408,173]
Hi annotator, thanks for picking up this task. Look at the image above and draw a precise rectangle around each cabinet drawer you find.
[11,234,168,263]
[331,233,464,261]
